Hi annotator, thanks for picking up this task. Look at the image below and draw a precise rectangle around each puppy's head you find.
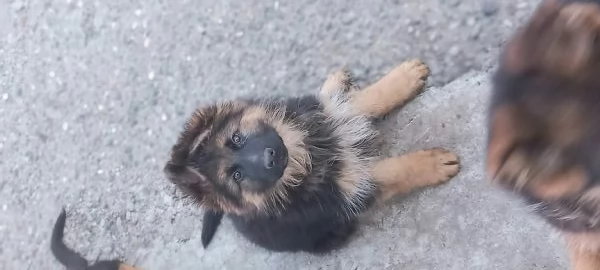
[164,100,311,215]
[502,0,600,77]
[487,0,600,201]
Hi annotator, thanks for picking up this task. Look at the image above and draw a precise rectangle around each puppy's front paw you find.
[412,148,460,186]
[320,70,353,97]
[394,59,430,98]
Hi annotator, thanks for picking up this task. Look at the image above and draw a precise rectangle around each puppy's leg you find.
[119,264,141,270]
[371,148,460,201]
[566,232,600,270]
[320,70,353,97]
[350,59,430,118]
[569,248,600,270]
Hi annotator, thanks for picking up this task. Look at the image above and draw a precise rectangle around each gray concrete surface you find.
[0,0,571,269]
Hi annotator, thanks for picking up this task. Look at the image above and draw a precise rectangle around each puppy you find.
[163,58,461,254]
[50,208,139,270]
[486,0,600,269]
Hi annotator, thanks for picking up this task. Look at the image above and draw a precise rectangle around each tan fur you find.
[370,148,460,201]
[487,105,522,180]
[488,2,600,269]
[336,168,361,201]
[550,101,585,147]
[237,105,311,214]
[566,232,600,270]
[240,107,268,134]
[118,264,140,270]
[504,0,600,77]
[320,60,460,204]
[581,187,600,206]
[335,148,376,211]
[189,129,212,155]
[176,101,313,215]
[529,167,586,200]
[317,69,380,213]
[494,147,587,200]
[487,103,587,200]
[170,58,461,219]
[350,59,430,118]
[318,59,460,207]
[321,70,354,95]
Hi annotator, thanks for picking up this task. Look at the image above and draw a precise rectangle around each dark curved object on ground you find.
[50,208,139,270]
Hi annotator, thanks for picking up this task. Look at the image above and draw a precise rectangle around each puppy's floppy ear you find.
[163,105,219,192]
[163,161,210,203]
[201,210,224,248]
[503,0,562,74]
[164,162,193,184]
[164,161,209,184]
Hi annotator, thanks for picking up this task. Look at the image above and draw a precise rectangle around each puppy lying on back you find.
[164,59,461,253]
[487,0,600,269]
[50,208,138,270]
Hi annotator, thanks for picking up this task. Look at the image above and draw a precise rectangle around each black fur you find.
[50,208,125,270]
[201,210,224,248]
[167,94,378,253]
[488,0,600,232]
[228,188,361,253]
[233,96,376,253]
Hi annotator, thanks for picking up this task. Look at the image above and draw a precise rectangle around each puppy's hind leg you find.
[350,59,430,118]
[371,148,460,202]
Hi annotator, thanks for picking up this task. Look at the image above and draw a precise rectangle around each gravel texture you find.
[0,0,569,269]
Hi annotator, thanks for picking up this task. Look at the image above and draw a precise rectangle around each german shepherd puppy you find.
[486,0,600,269]
[50,208,139,270]
[164,59,461,253]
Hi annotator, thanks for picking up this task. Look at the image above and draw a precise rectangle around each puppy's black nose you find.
[264,148,275,169]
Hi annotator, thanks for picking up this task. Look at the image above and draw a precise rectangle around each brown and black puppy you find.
[50,208,139,270]
[164,59,461,253]
[487,0,600,269]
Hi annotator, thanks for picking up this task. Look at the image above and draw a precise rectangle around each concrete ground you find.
[0,0,570,269]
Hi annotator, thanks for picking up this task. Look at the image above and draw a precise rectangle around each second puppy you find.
[487,0,600,269]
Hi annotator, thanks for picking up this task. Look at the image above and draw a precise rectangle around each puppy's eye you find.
[231,133,242,144]
[232,170,243,182]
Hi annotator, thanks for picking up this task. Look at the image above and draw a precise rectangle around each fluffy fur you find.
[164,59,461,253]
[486,0,600,268]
